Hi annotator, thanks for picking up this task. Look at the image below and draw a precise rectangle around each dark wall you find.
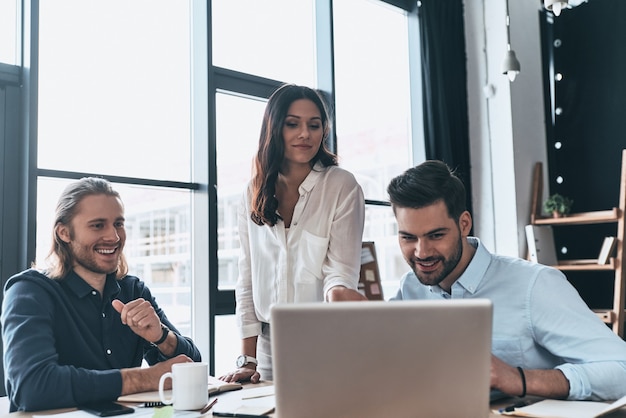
[542,0,626,308]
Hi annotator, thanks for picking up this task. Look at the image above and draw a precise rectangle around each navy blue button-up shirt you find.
[2,269,201,411]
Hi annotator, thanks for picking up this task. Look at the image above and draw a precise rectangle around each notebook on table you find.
[271,299,493,418]
[116,375,241,403]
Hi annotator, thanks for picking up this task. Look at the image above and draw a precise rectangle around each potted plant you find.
[543,193,573,218]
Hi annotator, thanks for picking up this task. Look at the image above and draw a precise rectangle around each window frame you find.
[1,0,423,378]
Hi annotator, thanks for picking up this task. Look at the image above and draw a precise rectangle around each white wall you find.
[464,0,550,258]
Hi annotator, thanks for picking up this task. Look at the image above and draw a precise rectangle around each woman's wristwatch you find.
[236,355,258,368]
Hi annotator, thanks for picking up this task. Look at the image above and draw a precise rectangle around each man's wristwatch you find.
[151,324,170,345]
[236,354,258,368]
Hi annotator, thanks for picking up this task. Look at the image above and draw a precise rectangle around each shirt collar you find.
[454,237,490,294]
[299,161,326,194]
[63,270,121,299]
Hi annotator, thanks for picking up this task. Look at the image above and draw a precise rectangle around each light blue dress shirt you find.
[392,237,626,401]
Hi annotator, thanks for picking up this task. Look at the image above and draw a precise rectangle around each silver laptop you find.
[271,299,493,418]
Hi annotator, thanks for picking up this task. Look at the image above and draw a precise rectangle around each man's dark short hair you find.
[387,160,467,220]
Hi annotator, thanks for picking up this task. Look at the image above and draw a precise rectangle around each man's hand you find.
[326,286,368,302]
[112,298,162,343]
[121,354,193,395]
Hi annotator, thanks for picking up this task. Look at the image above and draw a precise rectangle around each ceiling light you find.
[502,49,521,82]
[544,0,568,16]
[502,2,520,82]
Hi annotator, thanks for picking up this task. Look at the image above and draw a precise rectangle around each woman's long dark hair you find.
[250,84,337,226]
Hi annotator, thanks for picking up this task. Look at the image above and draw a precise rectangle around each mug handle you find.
[158,372,174,405]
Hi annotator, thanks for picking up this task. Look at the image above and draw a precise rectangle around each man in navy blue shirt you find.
[2,177,202,411]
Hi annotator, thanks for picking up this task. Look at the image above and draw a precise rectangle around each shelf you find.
[594,309,615,324]
[529,152,626,337]
[554,258,615,271]
[533,208,620,225]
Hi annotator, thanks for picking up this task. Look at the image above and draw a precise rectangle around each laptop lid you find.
[271,299,493,418]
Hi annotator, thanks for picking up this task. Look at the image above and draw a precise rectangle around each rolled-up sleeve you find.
[530,269,626,400]
[322,182,365,296]
[235,190,263,339]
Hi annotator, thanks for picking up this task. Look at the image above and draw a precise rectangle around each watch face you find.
[236,355,245,368]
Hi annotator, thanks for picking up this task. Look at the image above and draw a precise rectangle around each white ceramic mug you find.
[158,362,208,410]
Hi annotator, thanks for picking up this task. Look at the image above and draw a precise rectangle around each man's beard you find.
[70,242,120,275]
[411,237,463,288]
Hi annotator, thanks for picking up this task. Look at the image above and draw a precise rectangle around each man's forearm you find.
[120,366,163,395]
[491,355,570,400]
[120,354,192,395]
[525,368,570,399]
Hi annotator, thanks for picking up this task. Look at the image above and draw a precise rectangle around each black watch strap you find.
[152,324,170,345]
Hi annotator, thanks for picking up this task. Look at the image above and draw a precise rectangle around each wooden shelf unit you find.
[529,150,626,337]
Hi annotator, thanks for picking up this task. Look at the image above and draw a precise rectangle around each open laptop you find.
[271,299,493,418]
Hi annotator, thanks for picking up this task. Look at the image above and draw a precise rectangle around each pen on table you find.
[498,400,531,413]
[212,412,270,418]
[241,393,274,400]
[200,398,218,415]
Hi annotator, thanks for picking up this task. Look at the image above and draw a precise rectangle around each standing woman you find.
[220,84,366,383]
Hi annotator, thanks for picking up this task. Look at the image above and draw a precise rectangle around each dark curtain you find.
[419,0,472,213]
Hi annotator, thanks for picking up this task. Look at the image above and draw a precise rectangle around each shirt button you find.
[106,349,112,355]
[102,312,106,318]
[91,290,97,296]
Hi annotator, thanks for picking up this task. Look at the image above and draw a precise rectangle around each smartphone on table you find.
[79,401,135,416]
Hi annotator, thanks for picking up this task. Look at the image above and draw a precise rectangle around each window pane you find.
[212,0,316,86]
[36,178,193,336]
[363,205,405,299]
[334,0,413,298]
[214,315,238,377]
[216,92,267,290]
[0,0,18,65]
[333,0,412,201]
[37,0,191,182]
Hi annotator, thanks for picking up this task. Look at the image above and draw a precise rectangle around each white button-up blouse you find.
[235,163,365,339]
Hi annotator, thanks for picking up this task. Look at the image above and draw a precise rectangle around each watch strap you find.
[152,324,170,345]
[244,355,258,365]
[237,354,258,367]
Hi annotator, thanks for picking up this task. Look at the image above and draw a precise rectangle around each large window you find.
[211,0,316,86]
[210,0,419,376]
[36,0,198,342]
[215,92,267,290]
[333,0,415,297]
[0,0,19,65]
[20,0,421,377]
[37,0,192,181]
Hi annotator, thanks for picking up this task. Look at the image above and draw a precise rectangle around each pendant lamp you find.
[502,2,520,82]
[544,0,568,16]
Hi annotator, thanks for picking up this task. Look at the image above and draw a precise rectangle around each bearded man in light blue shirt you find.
[388,160,626,401]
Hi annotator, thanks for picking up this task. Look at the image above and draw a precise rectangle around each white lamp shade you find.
[502,50,521,81]
[544,0,568,16]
